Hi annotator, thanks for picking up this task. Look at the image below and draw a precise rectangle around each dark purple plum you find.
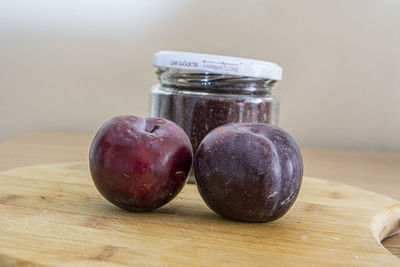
[194,123,303,222]
[89,115,193,212]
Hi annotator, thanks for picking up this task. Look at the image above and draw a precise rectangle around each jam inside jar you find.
[151,68,280,154]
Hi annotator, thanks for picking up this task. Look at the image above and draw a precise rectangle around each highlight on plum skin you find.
[89,115,193,212]
[194,122,303,222]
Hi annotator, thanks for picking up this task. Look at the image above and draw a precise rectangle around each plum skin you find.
[194,123,303,222]
[89,115,193,212]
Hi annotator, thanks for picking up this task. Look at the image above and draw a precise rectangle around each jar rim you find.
[153,51,283,81]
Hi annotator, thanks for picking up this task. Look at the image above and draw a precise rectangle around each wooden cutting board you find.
[0,163,399,266]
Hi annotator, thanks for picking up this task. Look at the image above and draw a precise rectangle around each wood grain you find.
[0,131,399,259]
[0,162,399,266]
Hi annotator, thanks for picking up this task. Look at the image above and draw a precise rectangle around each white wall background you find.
[1,0,400,151]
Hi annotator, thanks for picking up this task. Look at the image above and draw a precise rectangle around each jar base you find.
[187,176,196,184]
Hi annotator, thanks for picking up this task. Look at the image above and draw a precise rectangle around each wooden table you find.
[0,131,399,258]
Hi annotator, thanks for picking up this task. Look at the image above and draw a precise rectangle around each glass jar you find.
[150,51,282,154]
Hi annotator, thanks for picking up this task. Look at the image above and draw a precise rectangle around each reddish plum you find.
[89,115,193,212]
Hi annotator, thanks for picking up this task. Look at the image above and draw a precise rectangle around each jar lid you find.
[153,51,283,80]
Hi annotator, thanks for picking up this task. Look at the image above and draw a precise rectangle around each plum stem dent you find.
[149,125,160,133]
